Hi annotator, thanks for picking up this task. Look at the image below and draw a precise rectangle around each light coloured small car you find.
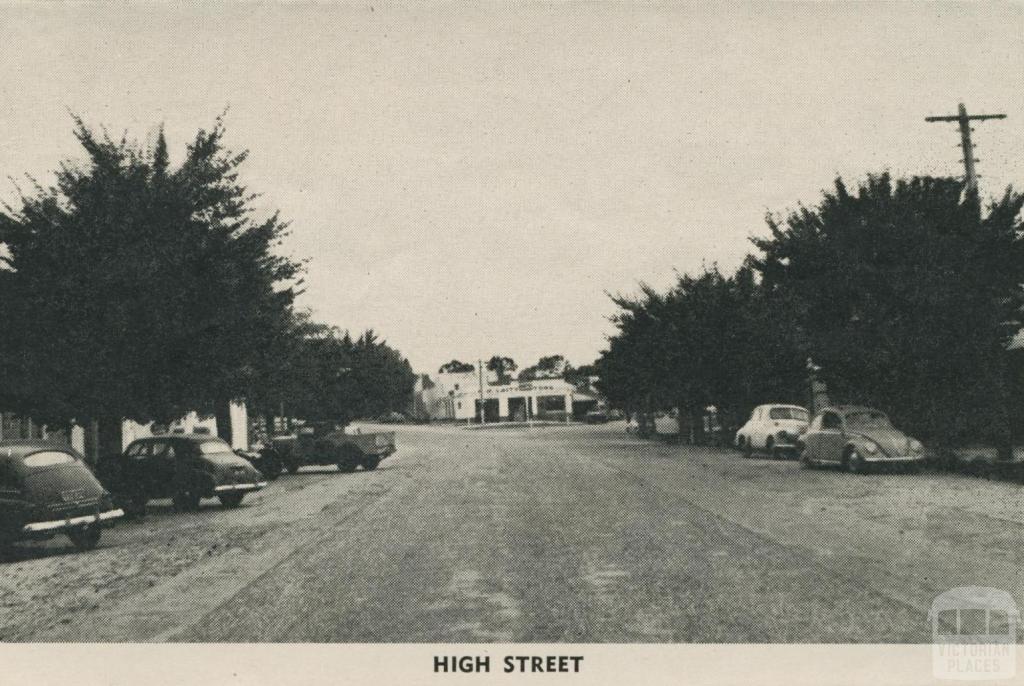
[798,406,926,474]
[735,404,810,458]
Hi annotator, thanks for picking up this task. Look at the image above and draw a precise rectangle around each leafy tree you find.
[518,354,569,381]
[286,329,414,425]
[439,360,475,374]
[486,356,517,384]
[0,117,302,452]
[244,309,332,430]
[598,269,799,437]
[751,173,1024,448]
[564,362,598,389]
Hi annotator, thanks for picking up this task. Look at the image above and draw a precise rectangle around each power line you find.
[925,102,1006,196]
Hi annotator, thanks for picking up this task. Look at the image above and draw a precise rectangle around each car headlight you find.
[909,439,924,453]
[863,441,879,455]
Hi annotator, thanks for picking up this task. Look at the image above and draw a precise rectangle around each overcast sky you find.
[2,3,1022,374]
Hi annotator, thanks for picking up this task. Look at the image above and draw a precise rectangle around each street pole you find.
[478,359,485,424]
[925,103,1006,197]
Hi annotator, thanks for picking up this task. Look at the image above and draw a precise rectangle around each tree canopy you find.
[752,174,1024,444]
[283,328,415,424]
[486,356,517,384]
[518,354,569,381]
[439,360,475,374]
[598,173,1024,446]
[0,117,417,441]
[0,117,301,428]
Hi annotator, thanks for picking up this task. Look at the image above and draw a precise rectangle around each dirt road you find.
[3,423,1022,642]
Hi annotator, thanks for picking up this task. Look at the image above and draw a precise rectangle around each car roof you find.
[821,405,886,416]
[129,434,229,444]
[759,404,808,411]
[0,440,81,460]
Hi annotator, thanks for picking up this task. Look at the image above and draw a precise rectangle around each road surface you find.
[2,422,1022,642]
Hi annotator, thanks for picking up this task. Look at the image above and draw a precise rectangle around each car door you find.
[738,409,755,445]
[751,407,768,449]
[0,460,25,539]
[816,411,846,463]
[122,440,154,497]
[148,440,179,498]
[172,441,204,493]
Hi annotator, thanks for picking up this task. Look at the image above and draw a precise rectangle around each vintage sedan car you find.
[0,440,123,551]
[798,405,926,473]
[735,404,810,458]
[98,434,267,513]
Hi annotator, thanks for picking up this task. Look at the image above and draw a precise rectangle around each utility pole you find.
[478,358,485,424]
[925,102,1006,196]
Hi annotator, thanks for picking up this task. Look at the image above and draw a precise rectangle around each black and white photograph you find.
[0,2,1022,684]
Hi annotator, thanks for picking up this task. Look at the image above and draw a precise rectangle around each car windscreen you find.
[769,408,809,421]
[844,411,892,429]
[22,451,78,468]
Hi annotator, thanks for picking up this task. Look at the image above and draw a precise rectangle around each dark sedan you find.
[798,406,926,474]
[0,440,124,551]
[98,434,267,514]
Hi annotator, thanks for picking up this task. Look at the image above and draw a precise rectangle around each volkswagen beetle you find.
[798,406,926,473]
[0,440,124,551]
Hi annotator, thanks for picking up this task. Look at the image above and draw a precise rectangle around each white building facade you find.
[417,371,598,422]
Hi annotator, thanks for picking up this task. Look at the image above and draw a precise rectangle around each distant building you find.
[413,369,600,422]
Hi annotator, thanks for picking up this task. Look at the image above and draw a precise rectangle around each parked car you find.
[798,405,926,473]
[268,421,397,474]
[585,409,609,424]
[735,404,810,458]
[97,435,267,514]
[234,445,282,481]
[0,440,124,551]
[377,411,406,424]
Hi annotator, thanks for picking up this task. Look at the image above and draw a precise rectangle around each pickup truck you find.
[267,421,397,474]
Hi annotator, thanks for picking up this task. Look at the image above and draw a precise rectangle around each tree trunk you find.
[995,351,1014,461]
[96,416,123,463]
[214,400,233,445]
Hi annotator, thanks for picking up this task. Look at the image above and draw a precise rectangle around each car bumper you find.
[23,508,125,533]
[863,454,926,464]
[213,481,267,493]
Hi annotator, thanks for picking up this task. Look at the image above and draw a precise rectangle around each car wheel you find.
[218,492,245,508]
[127,493,148,518]
[260,456,282,481]
[362,456,381,471]
[798,444,814,469]
[173,488,202,512]
[286,460,301,475]
[741,438,752,459]
[337,447,359,473]
[765,437,775,459]
[67,525,101,551]
[844,448,868,475]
